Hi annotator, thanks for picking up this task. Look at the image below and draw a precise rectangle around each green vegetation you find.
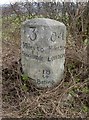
[21,74,29,82]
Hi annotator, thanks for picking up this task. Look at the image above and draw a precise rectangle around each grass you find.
[2,14,89,118]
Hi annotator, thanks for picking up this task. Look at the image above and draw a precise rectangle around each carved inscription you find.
[22,51,43,61]
[42,69,50,78]
[22,41,65,62]
[27,27,37,41]
[37,79,54,85]
[26,27,64,42]
[51,32,56,42]
[23,42,65,52]
[22,50,64,62]
[47,54,65,62]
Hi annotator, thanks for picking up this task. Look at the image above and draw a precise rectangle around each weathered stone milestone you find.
[21,18,66,88]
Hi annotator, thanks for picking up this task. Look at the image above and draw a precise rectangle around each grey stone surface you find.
[21,18,66,88]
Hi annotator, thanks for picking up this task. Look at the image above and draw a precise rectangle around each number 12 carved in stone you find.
[42,69,51,78]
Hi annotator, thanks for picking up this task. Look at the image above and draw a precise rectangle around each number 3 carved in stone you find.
[29,27,37,41]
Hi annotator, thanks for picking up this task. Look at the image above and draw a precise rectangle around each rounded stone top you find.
[22,18,66,27]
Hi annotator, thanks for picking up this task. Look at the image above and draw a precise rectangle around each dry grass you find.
[2,15,89,118]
